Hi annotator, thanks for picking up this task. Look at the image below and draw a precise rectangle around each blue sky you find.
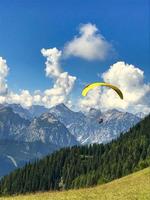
[0,0,149,112]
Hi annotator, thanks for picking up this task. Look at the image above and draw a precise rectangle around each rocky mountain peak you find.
[88,108,102,119]
[39,112,58,123]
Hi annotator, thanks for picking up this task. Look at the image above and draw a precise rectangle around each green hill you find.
[0,167,150,200]
[0,114,150,195]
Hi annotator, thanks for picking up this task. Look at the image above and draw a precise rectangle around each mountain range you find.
[0,103,142,178]
[49,104,141,144]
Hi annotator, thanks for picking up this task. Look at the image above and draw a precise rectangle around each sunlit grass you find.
[1,167,150,200]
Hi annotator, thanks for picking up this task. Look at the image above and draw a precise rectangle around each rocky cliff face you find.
[49,104,140,144]
[24,112,79,147]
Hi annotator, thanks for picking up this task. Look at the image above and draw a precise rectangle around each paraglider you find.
[82,82,123,100]
[82,82,123,125]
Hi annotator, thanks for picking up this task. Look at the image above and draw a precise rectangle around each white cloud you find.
[79,61,150,114]
[0,47,76,108]
[0,57,9,95]
[0,23,149,115]
[41,71,76,108]
[0,96,6,104]
[41,48,76,107]
[8,90,33,107]
[0,57,35,107]
[64,23,113,61]
[41,47,62,78]
[0,23,112,109]
[79,87,102,111]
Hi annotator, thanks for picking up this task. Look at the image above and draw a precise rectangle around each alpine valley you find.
[0,103,141,178]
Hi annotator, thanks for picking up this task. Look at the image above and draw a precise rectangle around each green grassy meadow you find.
[1,167,150,200]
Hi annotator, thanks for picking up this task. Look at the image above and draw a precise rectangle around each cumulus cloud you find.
[0,57,9,95]
[41,47,62,78]
[0,47,76,108]
[79,61,150,114]
[102,62,150,104]
[64,23,113,60]
[8,90,33,107]
[79,87,102,111]
[0,23,113,109]
[41,48,76,107]
[0,23,149,115]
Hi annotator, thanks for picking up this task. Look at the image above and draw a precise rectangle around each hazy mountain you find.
[87,108,103,122]
[3,104,32,120]
[0,103,141,145]
[3,104,49,119]
[0,140,58,178]
[0,106,78,178]
[0,107,30,141]
[135,112,147,119]
[28,105,49,118]
[49,103,85,125]
[4,104,49,119]
[23,113,79,147]
[0,106,78,147]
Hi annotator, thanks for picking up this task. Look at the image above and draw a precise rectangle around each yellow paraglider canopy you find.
[82,82,123,99]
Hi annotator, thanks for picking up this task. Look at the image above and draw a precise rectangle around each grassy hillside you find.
[1,167,150,200]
